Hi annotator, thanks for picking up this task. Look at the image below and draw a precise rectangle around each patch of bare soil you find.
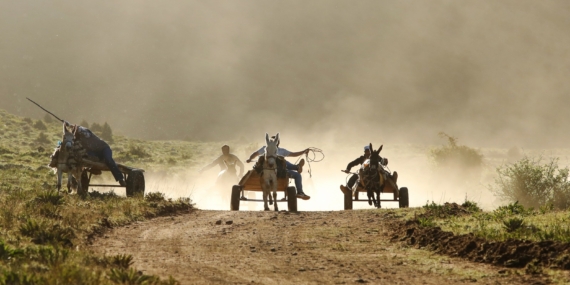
[391,203,570,275]
[89,209,560,284]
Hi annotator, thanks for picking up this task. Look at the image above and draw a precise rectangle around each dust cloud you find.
[2,1,570,210]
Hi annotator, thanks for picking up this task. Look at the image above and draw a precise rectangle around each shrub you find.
[462,200,481,213]
[492,201,531,220]
[44,113,54,123]
[35,132,50,144]
[127,144,150,158]
[108,268,159,284]
[145,192,166,203]
[502,217,525,232]
[35,190,65,206]
[19,219,75,247]
[491,157,570,209]
[430,133,483,169]
[33,120,47,130]
[429,132,483,182]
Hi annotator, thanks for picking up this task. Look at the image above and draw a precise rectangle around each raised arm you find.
[343,156,364,173]
[286,148,309,157]
[198,156,222,173]
[246,151,260,163]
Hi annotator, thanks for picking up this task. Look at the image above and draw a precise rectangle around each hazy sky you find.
[2,0,570,147]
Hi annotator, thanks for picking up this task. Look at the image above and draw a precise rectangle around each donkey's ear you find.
[378,145,383,153]
[369,143,373,151]
[275,133,280,143]
[63,123,71,134]
[265,133,270,145]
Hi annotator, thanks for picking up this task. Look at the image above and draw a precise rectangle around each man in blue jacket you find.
[66,121,126,187]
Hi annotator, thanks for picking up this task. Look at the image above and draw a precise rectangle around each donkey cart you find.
[230,170,297,212]
[78,159,145,197]
[344,184,409,210]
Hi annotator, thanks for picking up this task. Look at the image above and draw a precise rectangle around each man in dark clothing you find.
[340,145,372,195]
[66,122,126,186]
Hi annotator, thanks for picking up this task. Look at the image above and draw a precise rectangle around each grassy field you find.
[421,201,570,243]
[0,110,225,284]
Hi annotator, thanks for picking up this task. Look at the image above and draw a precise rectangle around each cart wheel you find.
[79,170,90,196]
[126,170,145,197]
[399,187,409,208]
[287,186,297,212]
[231,185,241,211]
[344,190,353,210]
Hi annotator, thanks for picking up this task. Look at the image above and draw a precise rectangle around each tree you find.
[90,123,102,135]
[79,119,89,129]
[101,122,114,143]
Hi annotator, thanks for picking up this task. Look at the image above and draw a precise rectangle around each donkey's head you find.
[61,123,75,153]
[368,143,383,171]
[264,133,279,169]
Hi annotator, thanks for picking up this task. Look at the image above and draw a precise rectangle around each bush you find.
[35,132,50,144]
[127,144,150,158]
[430,132,483,170]
[491,156,570,210]
[44,113,54,123]
[33,120,47,130]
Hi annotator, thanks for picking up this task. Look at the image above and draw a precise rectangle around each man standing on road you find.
[199,145,245,179]
[246,136,310,199]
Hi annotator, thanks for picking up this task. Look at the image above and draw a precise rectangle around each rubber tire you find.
[344,190,353,210]
[286,186,297,212]
[126,170,145,197]
[79,170,90,196]
[399,187,409,208]
[230,185,241,211]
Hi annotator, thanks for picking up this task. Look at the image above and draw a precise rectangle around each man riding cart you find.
[246,135,310,199]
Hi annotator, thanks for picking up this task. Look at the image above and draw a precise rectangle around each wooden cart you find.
[343,170,409,210]
[344,185,409,210]
[78,159,145,197]
[230,170,297,211]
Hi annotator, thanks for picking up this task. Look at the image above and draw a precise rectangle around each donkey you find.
[52,123,84,194]
[361,143,384,208]
[260,133,279,211]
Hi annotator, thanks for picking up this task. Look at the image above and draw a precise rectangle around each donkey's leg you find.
[75,170,82,195]
[262,189,270,211]
[367,189,373,206]
[67,172,73,194]
[273,188,278,212]
[57,169,63,193]
[375,190,381,208]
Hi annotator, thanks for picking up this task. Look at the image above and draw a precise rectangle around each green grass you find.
[0,110,232,284]
[423,201,570,243]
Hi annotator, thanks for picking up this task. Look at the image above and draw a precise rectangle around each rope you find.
[292,147,324,178]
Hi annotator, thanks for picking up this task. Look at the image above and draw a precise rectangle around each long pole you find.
[26,97,64,123]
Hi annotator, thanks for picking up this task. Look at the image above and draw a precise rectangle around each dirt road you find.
[91,209,553,284]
